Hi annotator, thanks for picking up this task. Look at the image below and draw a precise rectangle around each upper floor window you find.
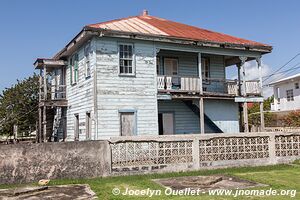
[69,53,79,85]
[84,42,91,78]
[295,82,299,89]
[119,44,134,75]
[201,57,210,81]
[286,89,294,101]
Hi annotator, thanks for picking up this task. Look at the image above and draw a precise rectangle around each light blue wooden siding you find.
[158,100,200,134]
[158,51,198,76]
[95,37,158,138]
[205,55,226,93]
[159,99,239,134]
[204,99,239,133]
[66,39,96,141]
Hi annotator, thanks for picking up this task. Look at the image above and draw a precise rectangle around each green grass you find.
[1,164,299,200]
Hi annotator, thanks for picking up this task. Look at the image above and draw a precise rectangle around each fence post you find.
[192,138,200,170]
[268,133,277,164]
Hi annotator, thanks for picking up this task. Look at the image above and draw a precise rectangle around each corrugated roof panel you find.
[88,13,271,48]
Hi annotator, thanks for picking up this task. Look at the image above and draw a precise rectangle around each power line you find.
[263,63,300,84]
[263,53,300,82]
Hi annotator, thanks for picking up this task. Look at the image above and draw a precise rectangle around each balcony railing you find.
[157,76,260,96]
[40,84,67,100]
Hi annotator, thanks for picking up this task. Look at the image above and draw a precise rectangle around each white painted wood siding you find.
[95,38,158,138]
[65,39,96,141]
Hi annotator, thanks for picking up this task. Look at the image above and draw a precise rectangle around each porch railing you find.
[40,84,67,100]
[244,80,261,95]
[158,76,260,95]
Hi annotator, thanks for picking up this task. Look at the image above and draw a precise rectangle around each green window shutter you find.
[69,57,73,85]
[74,54,79,82]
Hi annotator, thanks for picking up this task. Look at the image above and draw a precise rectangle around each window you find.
[69,53,79,85]
[74,114,79,141]
[201,57,210,81]
[295,82,299,89]
[119,44,134,75]
[164,58,178,75]
[84,43,91,78]
[286,89,294,101]
[86,112,91,140]
[120,111,136,136]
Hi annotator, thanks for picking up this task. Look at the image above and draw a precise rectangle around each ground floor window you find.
[286,89,294,101]
[120,111,136,136]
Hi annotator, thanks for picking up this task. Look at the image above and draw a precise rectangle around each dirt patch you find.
[0,184,97,200]
[153,175,266,191]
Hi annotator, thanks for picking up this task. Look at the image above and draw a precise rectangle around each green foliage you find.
[281,111,300,127]
[248,96,274,114]
[248,96,275,126]
[0,74,39,136]
[249,112,276,127]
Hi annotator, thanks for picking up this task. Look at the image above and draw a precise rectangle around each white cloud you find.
[230,60,274,98]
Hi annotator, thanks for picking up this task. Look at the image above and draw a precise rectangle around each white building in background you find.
[270,73,300,111]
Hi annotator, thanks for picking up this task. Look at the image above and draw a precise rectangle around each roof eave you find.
[85,26,272,53]
[54,26,272,60]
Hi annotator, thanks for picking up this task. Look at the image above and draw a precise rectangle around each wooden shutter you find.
[120,112,135,136]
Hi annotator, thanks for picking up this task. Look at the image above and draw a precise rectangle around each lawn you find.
[1,163,299,200]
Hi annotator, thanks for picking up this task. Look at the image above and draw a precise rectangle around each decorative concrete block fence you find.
[1,132,300,184]
[109,132,300,174]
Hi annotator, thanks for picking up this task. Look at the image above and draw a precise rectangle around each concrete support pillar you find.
[198,52,205,134]
[257,56,265,131]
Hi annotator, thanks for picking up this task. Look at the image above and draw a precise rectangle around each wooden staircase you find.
[183,100,223,133]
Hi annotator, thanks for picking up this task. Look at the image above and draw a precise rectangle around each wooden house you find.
[34,10,272,142]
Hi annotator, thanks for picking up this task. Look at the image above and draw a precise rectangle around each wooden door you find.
[120,112,135,136]
[162,113,174,135]
[74,114,79,141]
[164,58,178,76]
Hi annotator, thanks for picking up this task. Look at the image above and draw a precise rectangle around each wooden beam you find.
[240,56,249,132]
[199,97,205,134]
[38,107,42,143]
[257,56,265,131]
[198,52,205,134]
[243,102,249,132]
[43,106,47,142]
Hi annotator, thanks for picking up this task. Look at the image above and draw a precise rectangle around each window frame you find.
[118,43,135,77]
[74,114,79,141]
[85,112,91,140]
[84,42,91,79]
[286,89,294,101]
[69,53,79,85]
[295,82,299,89]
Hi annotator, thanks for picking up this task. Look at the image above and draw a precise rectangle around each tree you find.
[0,74,39,137]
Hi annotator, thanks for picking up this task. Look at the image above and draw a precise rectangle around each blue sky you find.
[1,0,300,93]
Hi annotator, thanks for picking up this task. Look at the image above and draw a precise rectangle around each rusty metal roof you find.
[88,11,270,48]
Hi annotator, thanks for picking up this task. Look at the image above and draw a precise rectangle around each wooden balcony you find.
[157,75,261,97]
